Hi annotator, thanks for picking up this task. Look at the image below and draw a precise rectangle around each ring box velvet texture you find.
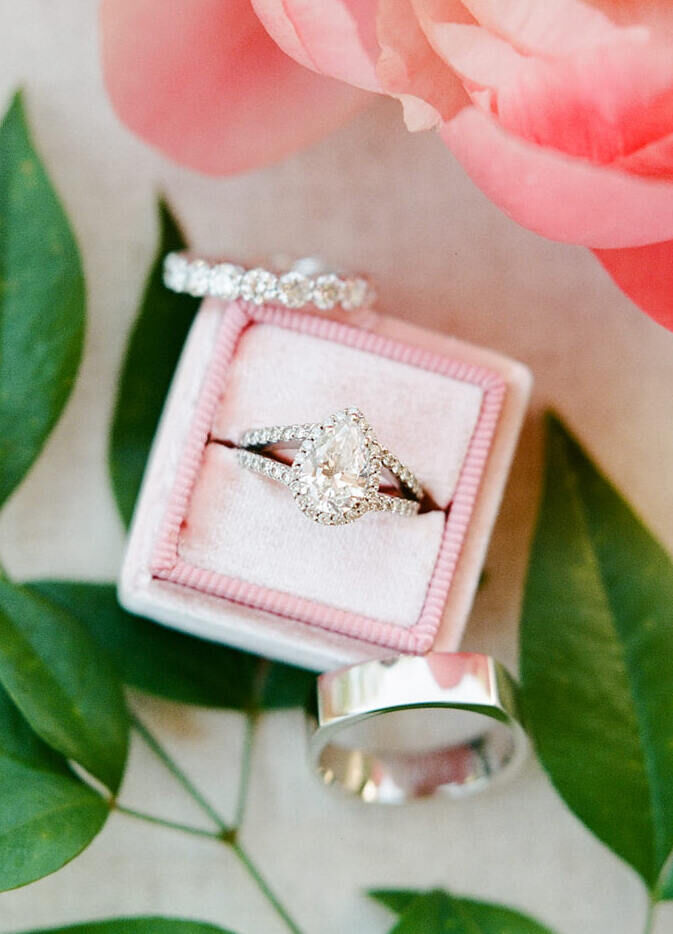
[119,299,531,671]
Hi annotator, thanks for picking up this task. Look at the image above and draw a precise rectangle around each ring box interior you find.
[119,299,531,671]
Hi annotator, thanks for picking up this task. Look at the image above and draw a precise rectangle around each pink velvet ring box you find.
[119,298,531,671]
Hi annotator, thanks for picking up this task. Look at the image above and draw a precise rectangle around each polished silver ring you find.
[309,653,528,803]
[163,252,374,312]
[237,407,423,526]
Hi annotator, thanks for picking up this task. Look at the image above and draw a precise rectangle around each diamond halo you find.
[238,408,421,526]
[290,408,382,525]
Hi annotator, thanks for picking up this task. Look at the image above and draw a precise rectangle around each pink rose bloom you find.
[101,0,673,330]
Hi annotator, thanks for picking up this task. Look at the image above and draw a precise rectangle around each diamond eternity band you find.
[163,252,375,312]
[237,408,423,526]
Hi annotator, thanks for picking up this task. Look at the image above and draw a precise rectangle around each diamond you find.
[312,274,343,310]
[293,413,374,520]
[163,254,189,291]
[210,263,242,299]
[277,272,312,308]
[240,268,278,305]
[186,260,211,296]
[341,277,369,310]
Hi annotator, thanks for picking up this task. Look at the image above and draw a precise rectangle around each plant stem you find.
[234,711,258,828]
[643,897,656,934]
[115,803,303,934]
[653,848,673,903]
[645,847,673,934]
[232,840,304,934]
[129,708,304,934]
[130,711,230,834]
[114,804,221,841]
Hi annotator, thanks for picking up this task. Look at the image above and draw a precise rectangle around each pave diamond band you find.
[237,408,423,526]
[163,253,375,313]
[239,421,424,501]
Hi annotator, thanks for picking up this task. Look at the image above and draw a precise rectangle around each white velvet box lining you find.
[177,323,483,629]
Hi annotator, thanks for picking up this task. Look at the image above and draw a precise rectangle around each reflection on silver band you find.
[309,653,528,803]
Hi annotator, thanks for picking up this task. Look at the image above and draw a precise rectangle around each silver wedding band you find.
[309,653,528,803]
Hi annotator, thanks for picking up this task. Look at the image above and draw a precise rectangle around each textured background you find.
[2,4,673,933]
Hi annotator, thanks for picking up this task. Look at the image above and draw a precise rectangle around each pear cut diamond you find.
[293,412,374,520]
[238,407,421,525]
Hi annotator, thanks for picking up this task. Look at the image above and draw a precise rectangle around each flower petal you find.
[586,0,673,41]
[252,0,381,91]
[594,242,673,331]
[460,0,646,55]
[101,0,369,175]
[425,20,673,166]
[423,21,526,92]
[440,107,673,247]
[617,131,673,180]
[376,0,468,130]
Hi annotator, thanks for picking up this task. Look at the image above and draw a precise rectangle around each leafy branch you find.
[115,713,303,934]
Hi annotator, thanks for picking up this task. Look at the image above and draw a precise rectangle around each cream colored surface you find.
[1,4,673,934]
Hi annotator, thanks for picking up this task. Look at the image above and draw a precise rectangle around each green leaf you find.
[26,581,315,711]
[0,579,129,792]
[520,415,673,899]
[662,868,673,901]
[0,91,85,508]
[109,198,199,527]
[16,921,236,934]
[368,891,418,915]
[371,889,555,933]
[258,655,316,710]
[0,683,107,892]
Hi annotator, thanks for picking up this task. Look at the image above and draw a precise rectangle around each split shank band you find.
[238,408,423,526]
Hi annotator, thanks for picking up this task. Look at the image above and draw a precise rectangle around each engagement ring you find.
[237,407,423,526]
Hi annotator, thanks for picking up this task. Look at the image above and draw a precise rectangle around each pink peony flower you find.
[99,0,368,175]
[101,0,673,330]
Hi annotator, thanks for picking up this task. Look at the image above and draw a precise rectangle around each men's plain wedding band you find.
[309,653,528,803]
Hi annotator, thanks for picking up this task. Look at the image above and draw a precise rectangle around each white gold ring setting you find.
[237,408,423,526]
[163,253,374,313]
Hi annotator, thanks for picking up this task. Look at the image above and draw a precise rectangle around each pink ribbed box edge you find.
[150,301,506,655]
